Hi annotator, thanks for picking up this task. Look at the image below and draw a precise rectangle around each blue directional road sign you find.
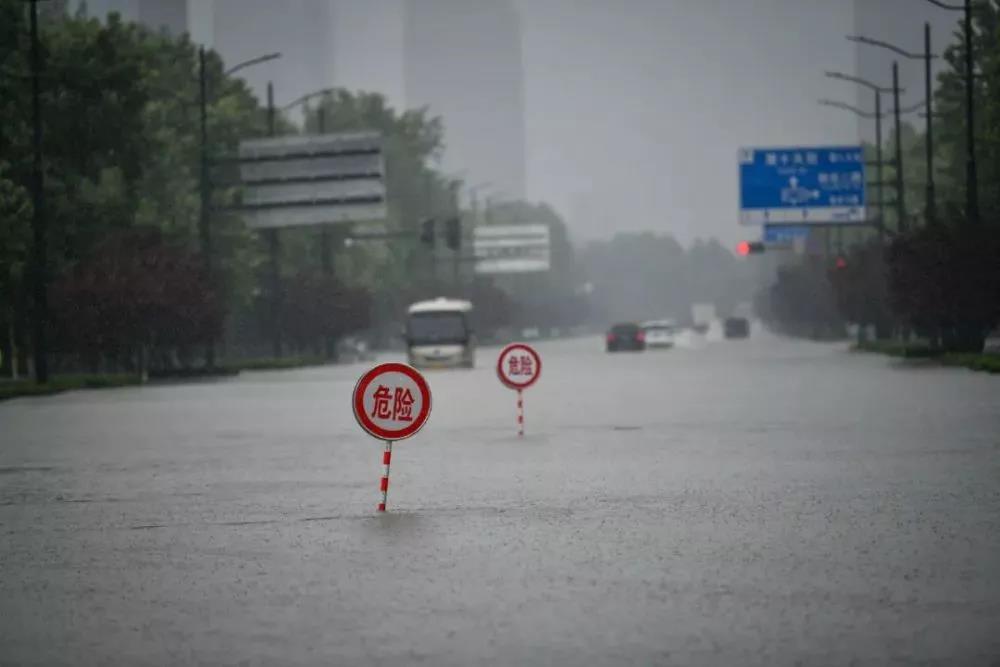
[739,146,866,225]
[763,224,810,244]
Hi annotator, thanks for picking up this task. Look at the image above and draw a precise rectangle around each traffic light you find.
[736,241,766,256]
[834,256,847,270]
[445,217,461,251]
[419,218,435,247]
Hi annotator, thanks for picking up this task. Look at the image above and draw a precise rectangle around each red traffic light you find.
[835,256,847,269]
[737,241,766,256]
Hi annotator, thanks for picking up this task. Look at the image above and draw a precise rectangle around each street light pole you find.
[924,23,936,225]
[822,72,901,239]
[28,0,48,383]
[893,62,907,233]
[279,89,339,280]
[316,103,333,277]
[198,47,215,368]
[266,81,282,359]
[848,29,938,226]
[925,0,980,225]
[875,92,885,242]
[197,49,281,368]
[963,0,978,225]
[451,182,462,291]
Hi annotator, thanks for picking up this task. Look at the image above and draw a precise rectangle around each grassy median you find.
[0,356,341,402]
[0,374,143,402]
[853,340,1000,374]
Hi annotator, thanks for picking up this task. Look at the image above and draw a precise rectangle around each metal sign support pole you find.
[378,440,393,512]
[517,389,524,438]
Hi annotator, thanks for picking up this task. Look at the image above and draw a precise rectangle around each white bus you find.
[404,298,476,369]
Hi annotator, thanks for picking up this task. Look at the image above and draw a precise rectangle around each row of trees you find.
[581,233,757,327]
[0,3,469,377]
[761,2,1000,352]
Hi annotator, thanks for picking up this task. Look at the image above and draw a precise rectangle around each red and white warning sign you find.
[353,362,432,441]
[496,343,541,437]
[353,362,431,512]
[496,342,542,390]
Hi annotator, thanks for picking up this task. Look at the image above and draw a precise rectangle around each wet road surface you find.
[2,333,1000,665]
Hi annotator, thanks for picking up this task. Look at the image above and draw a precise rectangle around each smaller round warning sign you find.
[496,343,542,390]
[353,362,432,441]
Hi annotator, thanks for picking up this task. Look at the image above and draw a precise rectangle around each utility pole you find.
[266,81,282,358]
[29,0,48,383]
[316,104,337,359]
[316,105,333,278]
[892,62,907,233]
[847,29,939,228]
[963,0,978,225]
[924,23,936,225]
[198,47,215,368]
[451,183,462,292]
[875,91,885,243]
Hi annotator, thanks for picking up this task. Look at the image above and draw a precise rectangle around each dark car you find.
[606,323,645,352]
[724,317,750,339]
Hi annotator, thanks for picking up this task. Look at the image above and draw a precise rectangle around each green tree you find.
[933,0,1000,221]
[298,91,453,331]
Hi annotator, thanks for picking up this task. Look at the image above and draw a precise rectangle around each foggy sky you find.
[75,1,970,249]
[517,0,863,246]
[329,0,864,246]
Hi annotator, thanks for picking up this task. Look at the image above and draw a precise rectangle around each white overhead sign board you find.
[473,224,551,274]
[237,131,387,229]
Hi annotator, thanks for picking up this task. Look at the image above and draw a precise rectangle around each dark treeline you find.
[0,3,488,376]
[581,233,756,327]
[759,2,1000,351]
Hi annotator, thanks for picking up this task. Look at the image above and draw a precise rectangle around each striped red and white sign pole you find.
[377,440,393,512]
[353,363,432,514]
[516,389,524,437]
[497,343,541,438]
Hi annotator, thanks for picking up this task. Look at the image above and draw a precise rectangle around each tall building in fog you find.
[72,0,186,32]
[404,0,526,201]
[69,0,526,196]
[210,0,333,113]
[72,0,331,112]
[330,0,405,109]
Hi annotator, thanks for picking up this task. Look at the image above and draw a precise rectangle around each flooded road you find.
[2,333,999,665]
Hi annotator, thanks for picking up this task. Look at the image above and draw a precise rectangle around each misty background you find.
[15,0,958,344]
[70,0,959,249]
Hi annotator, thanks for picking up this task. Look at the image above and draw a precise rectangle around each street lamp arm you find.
[282,87,339,111]
[818,98,879,119]
[924,0,963,9]
[898,99,928,115]
[224,52,282,78]
[824,70,899,94]
[847,35,934,59]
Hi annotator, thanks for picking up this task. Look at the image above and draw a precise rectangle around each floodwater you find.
[2,332,999,665]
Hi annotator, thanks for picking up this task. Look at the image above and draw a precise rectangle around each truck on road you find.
[691,303,717,334]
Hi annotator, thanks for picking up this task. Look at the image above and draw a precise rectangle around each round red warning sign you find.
[496,343,542,390]
[353,362,432,441]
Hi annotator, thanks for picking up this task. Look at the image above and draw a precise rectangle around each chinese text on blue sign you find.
[739,146,866,225]
[763,224,810,244]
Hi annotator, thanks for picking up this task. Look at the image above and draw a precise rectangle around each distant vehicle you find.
[691,302,716,334]
[606,323,645,352]
[521,327,541,340]
[641,320,676,349]
[404,298,476,368]
[724,317,750,339]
